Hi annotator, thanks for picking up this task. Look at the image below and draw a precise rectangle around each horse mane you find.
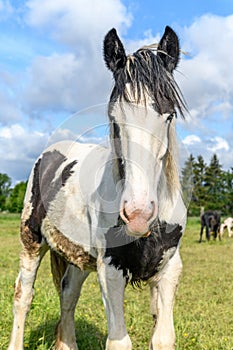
[110,47,187,117]
[164,121,181,193]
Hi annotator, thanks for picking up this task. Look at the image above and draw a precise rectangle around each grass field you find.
[1,213,233,350]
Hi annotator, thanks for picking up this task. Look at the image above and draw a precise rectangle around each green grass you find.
[1,213,233,349]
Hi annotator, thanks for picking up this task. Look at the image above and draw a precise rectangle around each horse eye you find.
[166,112,176,123]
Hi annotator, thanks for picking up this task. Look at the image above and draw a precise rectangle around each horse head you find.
[104,27,186,237]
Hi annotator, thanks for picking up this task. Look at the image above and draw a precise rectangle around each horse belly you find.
[47,173,90,239]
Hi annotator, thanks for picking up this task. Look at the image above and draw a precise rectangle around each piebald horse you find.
[8,26,187,350]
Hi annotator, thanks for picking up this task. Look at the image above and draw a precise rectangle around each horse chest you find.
[104,221,182,284]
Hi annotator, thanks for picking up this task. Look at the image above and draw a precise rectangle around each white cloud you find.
[0,124,47,159]
[125,31,160,54]
[182,134,201,146]
[25,0,132,47]
[0,91,22,124]
[21,0,133,115]
[0,124,48,181]
[24,53,84,112]
[207,136,230,152]
[173,14,233,170]
[0,70,23,125]
[181,133,233,171]
[1,0,159,138]
[178,14,233,121]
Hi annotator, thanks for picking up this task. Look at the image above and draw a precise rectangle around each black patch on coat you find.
[104,220,182,285]
[110,118,125,179]
[25,150,77,243]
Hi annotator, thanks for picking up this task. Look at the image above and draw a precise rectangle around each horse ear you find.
[103,28,127,73]
[157,26,180,73]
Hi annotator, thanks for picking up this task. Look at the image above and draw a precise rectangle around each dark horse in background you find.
[199,210,221,242]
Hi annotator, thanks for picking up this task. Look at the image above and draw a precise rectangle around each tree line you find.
[0,173,27,213]
[181,153,233,216]
[0,153,232,215]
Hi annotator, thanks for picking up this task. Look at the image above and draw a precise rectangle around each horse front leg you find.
[149,281,159,332]
[227,224,233,237]
[97,257,132,350]
[199,225,204,243]
[55,265,89,350]
[149,249,182,350]
[206,226,210,241]
[8,241,48,350]
[213,227,218,240]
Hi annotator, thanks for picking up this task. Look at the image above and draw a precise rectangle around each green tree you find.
[221,167,233,215]
[0,173,12,210]
[204,154,223,211]
[181,154,232,216]
[6,181,27,213]
[192,155,207,209]
[180,154,195,214]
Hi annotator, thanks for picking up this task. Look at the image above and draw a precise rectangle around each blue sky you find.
[123,0,233,36]
[0,0,232,183]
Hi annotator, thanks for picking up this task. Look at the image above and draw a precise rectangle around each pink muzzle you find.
[120,201,157,237]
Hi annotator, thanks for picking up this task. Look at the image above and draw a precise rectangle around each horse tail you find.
[50,251,68,294]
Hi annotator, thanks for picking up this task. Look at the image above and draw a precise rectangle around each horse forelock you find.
[110,48,186,117]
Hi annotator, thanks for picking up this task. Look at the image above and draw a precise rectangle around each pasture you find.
[1,214,233,350]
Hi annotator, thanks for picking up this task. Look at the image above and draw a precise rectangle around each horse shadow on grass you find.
[28,317,106,350]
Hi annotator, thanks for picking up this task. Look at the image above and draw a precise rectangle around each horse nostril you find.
[123,207,129,220]
[120,201,129,224]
